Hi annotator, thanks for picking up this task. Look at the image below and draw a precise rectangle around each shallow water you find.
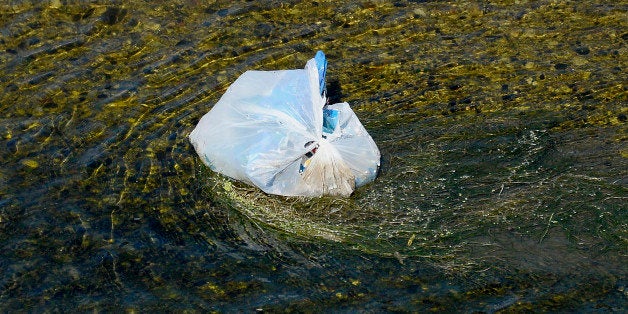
[1,0,626,311]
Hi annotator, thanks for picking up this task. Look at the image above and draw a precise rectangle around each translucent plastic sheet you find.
[189,52,379,196]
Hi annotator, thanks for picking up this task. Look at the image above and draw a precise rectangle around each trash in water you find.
[189,51,380,197]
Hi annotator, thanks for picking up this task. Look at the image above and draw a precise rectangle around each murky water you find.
[1,0,626,311]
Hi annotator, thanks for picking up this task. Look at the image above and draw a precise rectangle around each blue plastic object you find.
[314,50,327,96]
[322,108,339,134]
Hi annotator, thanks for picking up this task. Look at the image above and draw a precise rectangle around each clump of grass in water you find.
[198,165,485,274]
[203,168,357,243]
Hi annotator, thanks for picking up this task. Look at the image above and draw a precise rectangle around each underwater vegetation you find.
[0,0,626,311]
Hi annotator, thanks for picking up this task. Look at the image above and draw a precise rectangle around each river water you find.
[1,0,626,311]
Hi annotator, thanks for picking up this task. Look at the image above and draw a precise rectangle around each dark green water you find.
[1,0,626,311]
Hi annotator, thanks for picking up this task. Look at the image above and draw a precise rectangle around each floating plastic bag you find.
[189,51,380,197]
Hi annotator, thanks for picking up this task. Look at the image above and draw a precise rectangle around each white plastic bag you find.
[189,52,380,196]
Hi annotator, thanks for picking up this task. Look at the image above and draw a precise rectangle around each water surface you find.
[0,0,626,311]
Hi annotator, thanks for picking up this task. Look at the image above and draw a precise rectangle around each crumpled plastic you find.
[189,51,380,197]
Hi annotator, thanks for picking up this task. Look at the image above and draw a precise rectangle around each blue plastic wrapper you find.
[322,108,339,134]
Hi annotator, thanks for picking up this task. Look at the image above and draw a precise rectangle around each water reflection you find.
[0,0,626,311]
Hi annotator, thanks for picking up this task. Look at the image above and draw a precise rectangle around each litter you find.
[189,51,380,197]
